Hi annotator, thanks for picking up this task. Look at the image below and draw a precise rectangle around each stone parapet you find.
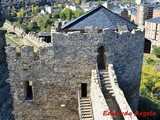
[3,20,49,46]
[108,64,138,120]
[6,45,53,62]
[91,69,113,120]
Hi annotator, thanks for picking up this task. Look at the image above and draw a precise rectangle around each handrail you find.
[96,63,102,90]
[77,90,82,120]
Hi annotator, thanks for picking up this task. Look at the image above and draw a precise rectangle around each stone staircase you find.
[80,97,93,120]
[99,70,124,120]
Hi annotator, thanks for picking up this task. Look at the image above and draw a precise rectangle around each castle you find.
[1,5,145,120]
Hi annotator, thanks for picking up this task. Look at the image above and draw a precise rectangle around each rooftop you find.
[131,9,137,16]
[61,5,137,31]
[154,6,160,10]
[146,17,160,23]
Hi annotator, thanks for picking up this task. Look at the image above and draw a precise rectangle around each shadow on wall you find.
[137,96,160,120]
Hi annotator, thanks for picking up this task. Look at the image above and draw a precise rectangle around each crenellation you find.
[85,26,99,33]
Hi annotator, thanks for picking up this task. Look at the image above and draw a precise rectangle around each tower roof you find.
[146,17,160,23]
[61,5,137,31]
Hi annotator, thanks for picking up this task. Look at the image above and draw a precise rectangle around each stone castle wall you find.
[51,27,145,113]
[6,45,79,120]
[6,27,144,119]
[4,20,48,46]
[0,30,14,120]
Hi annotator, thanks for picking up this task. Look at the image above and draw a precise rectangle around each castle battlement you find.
[6,45,53,62]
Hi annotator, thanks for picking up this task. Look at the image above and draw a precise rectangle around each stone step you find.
[80,100,90,103]
[80,102,91,105]
[81,109,92,112]
[80,100,91,103]
[101,84,112,87]
[82,115,93,118]
[80,103,91,106]
[82,118,93,120]
[100,76,109,79]
[81,104,91,107]
[81,98,90,101]
[101,81,110,85]
[100,72,109,75]
[81,111,92,115]
[103,91,115,95]
[101,78,110,81]
[103,94,115,98]
[81,106,91,109]
[106,87,113,90]
[102,90,114,94]
[102,87,113,91]
[102,85,112,90]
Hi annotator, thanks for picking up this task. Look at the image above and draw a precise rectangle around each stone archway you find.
[97,46,106,70]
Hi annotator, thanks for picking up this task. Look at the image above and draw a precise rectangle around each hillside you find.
[138,53,160,120]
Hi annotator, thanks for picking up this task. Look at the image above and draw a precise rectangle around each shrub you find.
[152,45,160,58]
[146,57,156,65]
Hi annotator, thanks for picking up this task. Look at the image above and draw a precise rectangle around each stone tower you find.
[0,1,14,119]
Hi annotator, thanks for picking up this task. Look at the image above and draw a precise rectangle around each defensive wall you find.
[3,20,48,46]
[6,26,144,119]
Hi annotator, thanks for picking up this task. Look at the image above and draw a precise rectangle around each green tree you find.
[75,0,81,4]
[28,22,39,31]
[32,6,40,13]
[17,8,24,17]
[60,11,66,20]
[52,11,60,19]
[73,10,85,18]
[63,8,73,21]
[152,45,160,58]
[140,64,160,101]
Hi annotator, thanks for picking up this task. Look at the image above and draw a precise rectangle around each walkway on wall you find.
[89,63,138,120]
[99,69,123,120]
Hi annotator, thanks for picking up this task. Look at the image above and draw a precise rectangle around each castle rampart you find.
[6,26,144,119]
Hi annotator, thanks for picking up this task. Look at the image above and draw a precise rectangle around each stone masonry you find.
[0,1,14,119]
[0,30,14,120]
[52,27,145,113]
[6,26,144,119]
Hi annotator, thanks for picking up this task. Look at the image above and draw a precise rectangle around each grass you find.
[5,36,20,52]
[143,53,160,66]
[0,27,4,30]
[4,29,39,52]
[138,53,160,119]
[144,53,160,62]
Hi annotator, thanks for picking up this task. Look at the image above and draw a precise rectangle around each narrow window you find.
[25,81,33,100]
[81,83,87,97]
